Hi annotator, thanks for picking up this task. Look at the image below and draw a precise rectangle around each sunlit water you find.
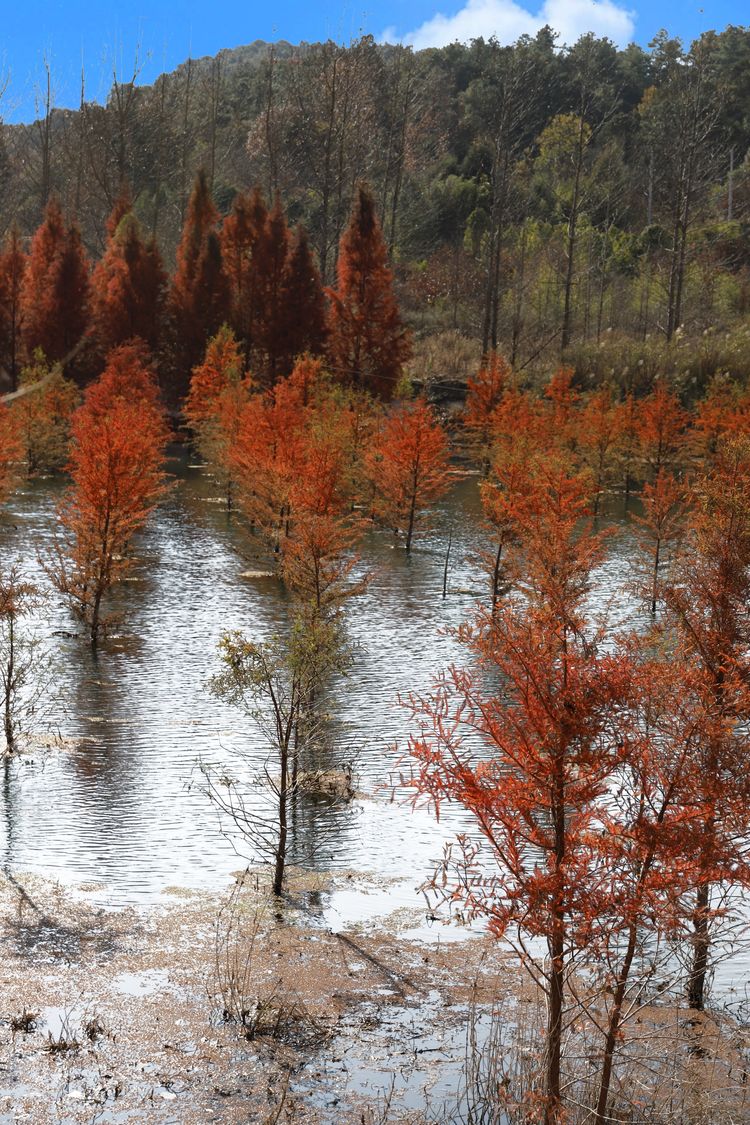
[0,450,746,1002]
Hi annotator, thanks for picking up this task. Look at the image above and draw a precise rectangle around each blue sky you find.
[2,0,744,123]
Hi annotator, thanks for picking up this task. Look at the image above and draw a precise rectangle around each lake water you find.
[0,449,746,1004]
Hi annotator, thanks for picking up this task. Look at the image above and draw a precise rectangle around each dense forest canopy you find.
[1,25,750,390]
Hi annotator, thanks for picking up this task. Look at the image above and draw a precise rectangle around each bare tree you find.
[206,616,349,896]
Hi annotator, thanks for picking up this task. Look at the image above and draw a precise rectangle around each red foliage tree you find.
[230,360,314,551]
[463,351,510,470]
[170,171,229,383]
[366,397,450,551]
[0,228,26,391]
[91,200,167,353]
[406,460,634,1122]
[577,387,622,518]
[220,187,268,351]
[45,345,169,643]
[662,437,750,1010]
[21,200,91,366]
[278,226,327,373]
[635,381,689,481]
[633,469,685,614]
[252,195,291,379]
[327,183,410,399]
[281,419,367,613]
[476,449,528,611]
[692,375,750,461]
[0,401,22,505]
[230,356,367,609]
[543,366,580,453]
[185,326,251,507]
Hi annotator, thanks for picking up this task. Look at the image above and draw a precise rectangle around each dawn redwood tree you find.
[0,228,26,391]
[476,449,528,612]
[491,384,546,464]
[21,200,91,366]
[230,355,369,607]
[577,387,621,519]
[0,401,22,506]
[366,397,451,552]
[170,170,229,382]
[406,460,633,1123]
[663,437,750,1010]
[185,326,251,507]
[693,375,750,462]
[327,183,411,399]
[590,652,706,1123]
[252,195,291,379]
[278,226,327,373]
[635,381,689,482]
[91,201,167,353]
[543,366,580,454]
[45,345,169,644]
[632,469,685,614]
[463,350,510,472]
[20,198,65,359]
[281,417,368,614]
[12,354,79,475]
[230,357,315,552]
[219,187,268,352]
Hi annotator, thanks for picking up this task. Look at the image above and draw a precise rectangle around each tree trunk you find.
[273,735,290,897]
[3,614,14,754]
[594,924,639,1124]
[651,536,661,615]
[688,881,711,1010]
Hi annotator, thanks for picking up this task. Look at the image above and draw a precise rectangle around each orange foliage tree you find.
[231,357,367,611]
[12,353,79,475]
[577,387,622,518]
[366,397,451,552]
[45,344,169,643]
[692,375,750,462]
[662,437,750,1010]
[169,171,230,383]
[0,401,22,506]
[21,199,90,367]
[405,460,634,1122]
[327,183,410,399]
[476,450,528,612]
[230,358,313,552]
[0,227,26,391]
[220,187,268,353]
[635,380,689,481]
[633,469,685,614]
[185,326,251,508]
[543,366,580,454]
[281,419,368,614]
[463,350,510,470]
[91,197,167,354]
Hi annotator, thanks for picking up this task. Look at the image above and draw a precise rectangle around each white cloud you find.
[386,0,636,51]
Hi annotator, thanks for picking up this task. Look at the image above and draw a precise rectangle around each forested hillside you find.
[1,27,750,390]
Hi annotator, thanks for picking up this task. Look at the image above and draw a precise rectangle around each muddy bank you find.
[0,870,506,1123]
[3,870,750,1124]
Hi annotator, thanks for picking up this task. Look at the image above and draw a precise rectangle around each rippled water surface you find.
[0,453,662,914]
